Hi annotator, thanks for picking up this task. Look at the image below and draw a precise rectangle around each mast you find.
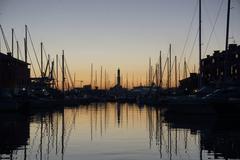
[95,70,97,88]
[199,0,202,88]
[126,73,128,89]
[100,66,102,89]
[17,41,19,59]
[146,71,148,86]
[159,51,162,88]
[41,42,43,77]
[155,64,159,86]
[48,54,51,74]
[56,54,58,89]
[184,57,187,79]
[178,62,180,84]
[74,72,76,88]
[62,50,65,94]
[175,56,177,88]
[104,69,107,90]
[25,25,27,63]
[149,58,151,86]
[167,57,169,88]
[225,0,231,51]
[11,28,14,57]
[224,0,231,80]
[91,63,93,88]
[169,44,172,88]
[61,109,65,160]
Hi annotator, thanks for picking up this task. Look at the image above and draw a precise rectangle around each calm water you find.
[1,103,240,160]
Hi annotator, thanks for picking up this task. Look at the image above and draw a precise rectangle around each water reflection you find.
[0,103,240,160]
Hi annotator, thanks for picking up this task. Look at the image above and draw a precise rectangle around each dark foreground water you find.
[1,103,240,160]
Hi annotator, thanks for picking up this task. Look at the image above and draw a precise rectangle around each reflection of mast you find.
[61,109,65,160]
[56,112,59,154]
[147,107,153,149]
[104,103,107,134]
[95,104,98,131]
[184,130,188,150]
[198,134,202,160]
[90,107,93,141]
[126,104,129,128]
[175,129,178,155]
[168,124,172,160]
[24,145,27,160]
[100,104,103,136]
[40,115,43,160]
[159,110,163,158]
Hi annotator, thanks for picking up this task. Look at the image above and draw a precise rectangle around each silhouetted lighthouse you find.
[117,68,121,86]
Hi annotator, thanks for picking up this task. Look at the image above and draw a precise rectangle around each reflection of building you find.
[163,111,240,159]
[0,113,30,155]
[0,52,30,90]
[201,44,240,86]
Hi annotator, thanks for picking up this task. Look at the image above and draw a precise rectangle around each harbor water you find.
[0,103,240,160]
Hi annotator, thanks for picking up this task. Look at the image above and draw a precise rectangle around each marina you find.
[1,0,240,159]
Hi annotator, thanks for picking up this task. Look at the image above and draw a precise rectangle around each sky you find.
[0,0,240,88]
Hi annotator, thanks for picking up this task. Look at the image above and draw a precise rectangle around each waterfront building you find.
[201,44,240,86]
[0,52,30,91]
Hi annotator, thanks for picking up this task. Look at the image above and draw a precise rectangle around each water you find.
[1,103,240,160]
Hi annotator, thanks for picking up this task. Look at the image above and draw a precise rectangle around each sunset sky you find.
[1,0,240,87]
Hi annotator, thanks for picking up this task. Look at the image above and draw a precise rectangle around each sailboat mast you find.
[225,0,231,51]
[56,54,58,89]
[199,0,202,88]
[175,56,177,88]
[11,28,14,57]
[91,63,93,88]
[149,58,151,86]
[100,66,102,89]
[224,0,231,81]
[24,25,27,63]
[41,42,43,77]
[17,41,19,59]
[159,51,162,88]
[62,50,65,94]
[169,44,172,88]
[104,69,107,90]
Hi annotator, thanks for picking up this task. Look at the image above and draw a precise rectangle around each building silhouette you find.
[0,52,30,91]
